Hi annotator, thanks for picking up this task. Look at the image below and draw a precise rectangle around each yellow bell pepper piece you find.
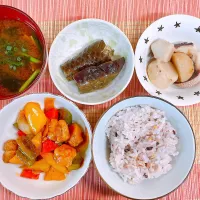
[41,152,68,174]
[23,159,50,172]
[32,132,42,151]
[24,102,47,134]
[9,155,24,165]
[44,166,65,181]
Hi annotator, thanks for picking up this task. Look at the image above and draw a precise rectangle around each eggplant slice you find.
[61,40,114,81]
[74,57,125,93]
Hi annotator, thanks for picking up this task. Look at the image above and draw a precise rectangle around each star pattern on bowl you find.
[177,96,184,100]
[158,25,164,31]
[139,56,143,63]
[144,37,149,44]
[156,90,162,95]
[174,22,181,28]
[194,91,200,96]
[135,15,200,106]
[143,76,148,81]
[195,26,200,32]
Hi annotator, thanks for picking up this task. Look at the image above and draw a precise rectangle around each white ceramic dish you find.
[0,93,92,199]
[49,18,134,105]
[93,96,195,199]
[135,14,200,106]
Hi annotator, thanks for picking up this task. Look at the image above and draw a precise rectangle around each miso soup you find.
[0,20,43,96]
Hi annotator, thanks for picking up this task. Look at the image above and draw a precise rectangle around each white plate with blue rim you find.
[49,19,134,105]
[135,14,200,106]
[92,96,195,199]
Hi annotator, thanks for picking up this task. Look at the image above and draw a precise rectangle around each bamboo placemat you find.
[0,0,200,199]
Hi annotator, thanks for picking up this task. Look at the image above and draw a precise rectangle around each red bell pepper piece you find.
[17,130,26,136]
[41,139,58,153]
[45,108,58,120]
[20,169,39,179]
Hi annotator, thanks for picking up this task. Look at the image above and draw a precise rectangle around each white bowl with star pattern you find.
[49,19,134,105]
[135,14,200,106]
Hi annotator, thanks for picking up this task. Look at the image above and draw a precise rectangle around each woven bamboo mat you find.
[0,0,200,199]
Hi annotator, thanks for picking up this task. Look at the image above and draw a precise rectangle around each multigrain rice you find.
[106,105,179,184]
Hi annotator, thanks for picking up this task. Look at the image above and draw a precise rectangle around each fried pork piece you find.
[3,151,16,163]
[54,144,76,167]
[61,40,114,81]
[74,57,125,93]
[3,140,18,151]
[48,119,70,143]
[68,123,83,147]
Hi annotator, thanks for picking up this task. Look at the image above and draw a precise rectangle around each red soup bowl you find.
[0,5,47,100]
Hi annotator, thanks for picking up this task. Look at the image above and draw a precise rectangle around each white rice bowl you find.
[106,105,179,184]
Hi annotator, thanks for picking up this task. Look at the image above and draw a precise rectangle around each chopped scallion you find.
[21,52,41,64]
[19,69,40,92]
[6,45,12,51]
[17,57,22,62]
[30,35,42,52]
[21,47,27,52]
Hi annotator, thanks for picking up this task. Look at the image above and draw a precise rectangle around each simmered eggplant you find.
[74,57,125,93]
[61,40,114,81]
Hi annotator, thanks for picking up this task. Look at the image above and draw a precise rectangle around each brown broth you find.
[0,20,43,96]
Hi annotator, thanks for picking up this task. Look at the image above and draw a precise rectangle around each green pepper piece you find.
[58,108,72,125]
[13,122,18,129]
[68,163,81,171]
[19,69,40,92]
[72,153,83,165]
[16,149,35,166]
[16,136,37,160]
[77,129,89,158]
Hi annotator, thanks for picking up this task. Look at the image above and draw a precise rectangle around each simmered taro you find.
[61,40,114,81]
[74,57,125,93]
